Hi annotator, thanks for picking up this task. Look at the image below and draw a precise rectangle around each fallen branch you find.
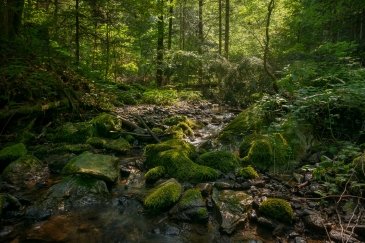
[136,115,161,143]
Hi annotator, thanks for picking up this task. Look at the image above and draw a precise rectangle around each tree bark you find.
[218,0,222,55]
[224,0,229,59]
[264,0,278,93]
[198,0,203,84]
[168,0,173,50]
[75,0,80,64]
[156,0,165,86]
[0,0,25,39]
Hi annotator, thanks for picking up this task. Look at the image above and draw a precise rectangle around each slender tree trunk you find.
[182,0,186,50]
[92,22,97,68]
[1,0,25,39]
[168,0,173,50]
[156,0,165,86]
[264,0,278,92]
[198,0,203,85]
[75,0,80,64]
[218,0,222,55]
[105,13,110,80]
[224,0,229,59]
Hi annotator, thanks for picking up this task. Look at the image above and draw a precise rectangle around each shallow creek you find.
[0,103,331,243]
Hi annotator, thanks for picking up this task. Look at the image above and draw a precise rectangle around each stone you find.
[1,155,47,188]
[0,143,27,167]
[26,175,109,219]
[62,151,119,183]
[303,213,329,233]
[212,188,253,234]
[329,230,360,243]
[144,179,182,211]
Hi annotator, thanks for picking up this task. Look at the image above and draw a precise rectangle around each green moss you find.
[91,113,122,137]
[145,166,165,184]
[0,143,27,163]
[144,179,182,211]
[163,115,188,126]
[179,188,203,208]
[176,122,194,136]
[166,126,185,139]
[151,127,164,135]
[241,133,293,172]
[197,207,208,218]
[87,137,130,153]
[219,104,270,143]
[352,153,365,179]
[197,151,239,173]
[49,122,94,144]
[236,166,259,179]
[58,144,92,154]
[259,198,294,223]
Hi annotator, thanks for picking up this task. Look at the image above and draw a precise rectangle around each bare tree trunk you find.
[156,0,165,86]
[168,0,173,50]
[218,0,222,55]
[224,0,229,59]
[198,0,203,84]
[264,0,278,93]
[1,0,25,39]
[75,0,80,64]
[105,12,110,80]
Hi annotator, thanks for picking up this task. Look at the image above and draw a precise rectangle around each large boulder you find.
[197,151,239,173]
[212,188,253,234]
[27,175,109,219]
[144,179,182,212]
[1,155,47,188]
[62,151,119,183]
[170,188,208,222]
[144,139,218,183]
[0,143,27,170]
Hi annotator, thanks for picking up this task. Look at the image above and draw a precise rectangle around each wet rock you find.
[257,217,276,230]
[62,151,119,183]
[212,188,253,234]
[170,188,208,222]
[86,137,131,153]
[294,236,307,243]
[0,193,22,218]
[165,225,180,236]
[196,183,213,196]
[329,229,360,243]
[1,155,48,188]
[214,181,235,190]
[303,213,330,233]
[0,143,27,169]
[26,175,109,219]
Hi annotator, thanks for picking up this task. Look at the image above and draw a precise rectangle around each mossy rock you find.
[352,153,365,179]
[151,127,165,136]
[62,151,119,183]
[56,144,92,154]
[27,175,109,219]
[241,133,294,172]
[144,179,182,211]
[90,113,122,137]
[145,166,165,184]
[197,151,239,173]
[163,115,189,126]
[0,193,21,217]
[259,198,294,223]
[165,126,185,139]
[0,143,27,167]
[2,155,44,186]
[176,122,194,136]
[236,166,259,179]
[144,139,197,166]
[219,104,270,143]
[48,122,94,144]
[171,188,208,222]
[87,137,130,154]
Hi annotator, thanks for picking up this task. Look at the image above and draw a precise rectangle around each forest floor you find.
[0,100,364,243]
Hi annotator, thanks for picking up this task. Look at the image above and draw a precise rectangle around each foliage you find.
[259,198,294,223]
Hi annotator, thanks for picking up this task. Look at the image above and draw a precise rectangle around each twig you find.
[297,195,365,201]
[136,115,161,143]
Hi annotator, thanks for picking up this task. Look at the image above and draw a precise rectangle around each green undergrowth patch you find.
[141,89,202,105]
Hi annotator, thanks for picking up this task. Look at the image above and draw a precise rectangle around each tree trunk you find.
[156,0,165,86]
[75,0,80,64]
[224,0,229,59]
[105,12,110,80]
[218,0,222,55]
[1,0,25,39]
[264,0,278,93]
[198,0,203,84]
[168,0,173,50]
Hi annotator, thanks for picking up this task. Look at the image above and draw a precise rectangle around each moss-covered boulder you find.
[197,151,239,173]
[170,188,208,222]
[49,122,94,144]
[0,193,21,217]
[352,153,365,179]
[27,175,109,219]
[240,133,293,172]
[0,143,27,170]
[144,179,182,211]
[144,139,218,183]
[144,139,196,166]
[236,166,259,179]
[62,151,119,183]
[90,113,122,137]
[2,155,46,187]
[259,198,294,223]
[87,137,130,153]
[212,189,253,234]
[145,166,165,184]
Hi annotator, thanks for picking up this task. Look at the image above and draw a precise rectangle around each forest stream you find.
[2,102,363,243]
